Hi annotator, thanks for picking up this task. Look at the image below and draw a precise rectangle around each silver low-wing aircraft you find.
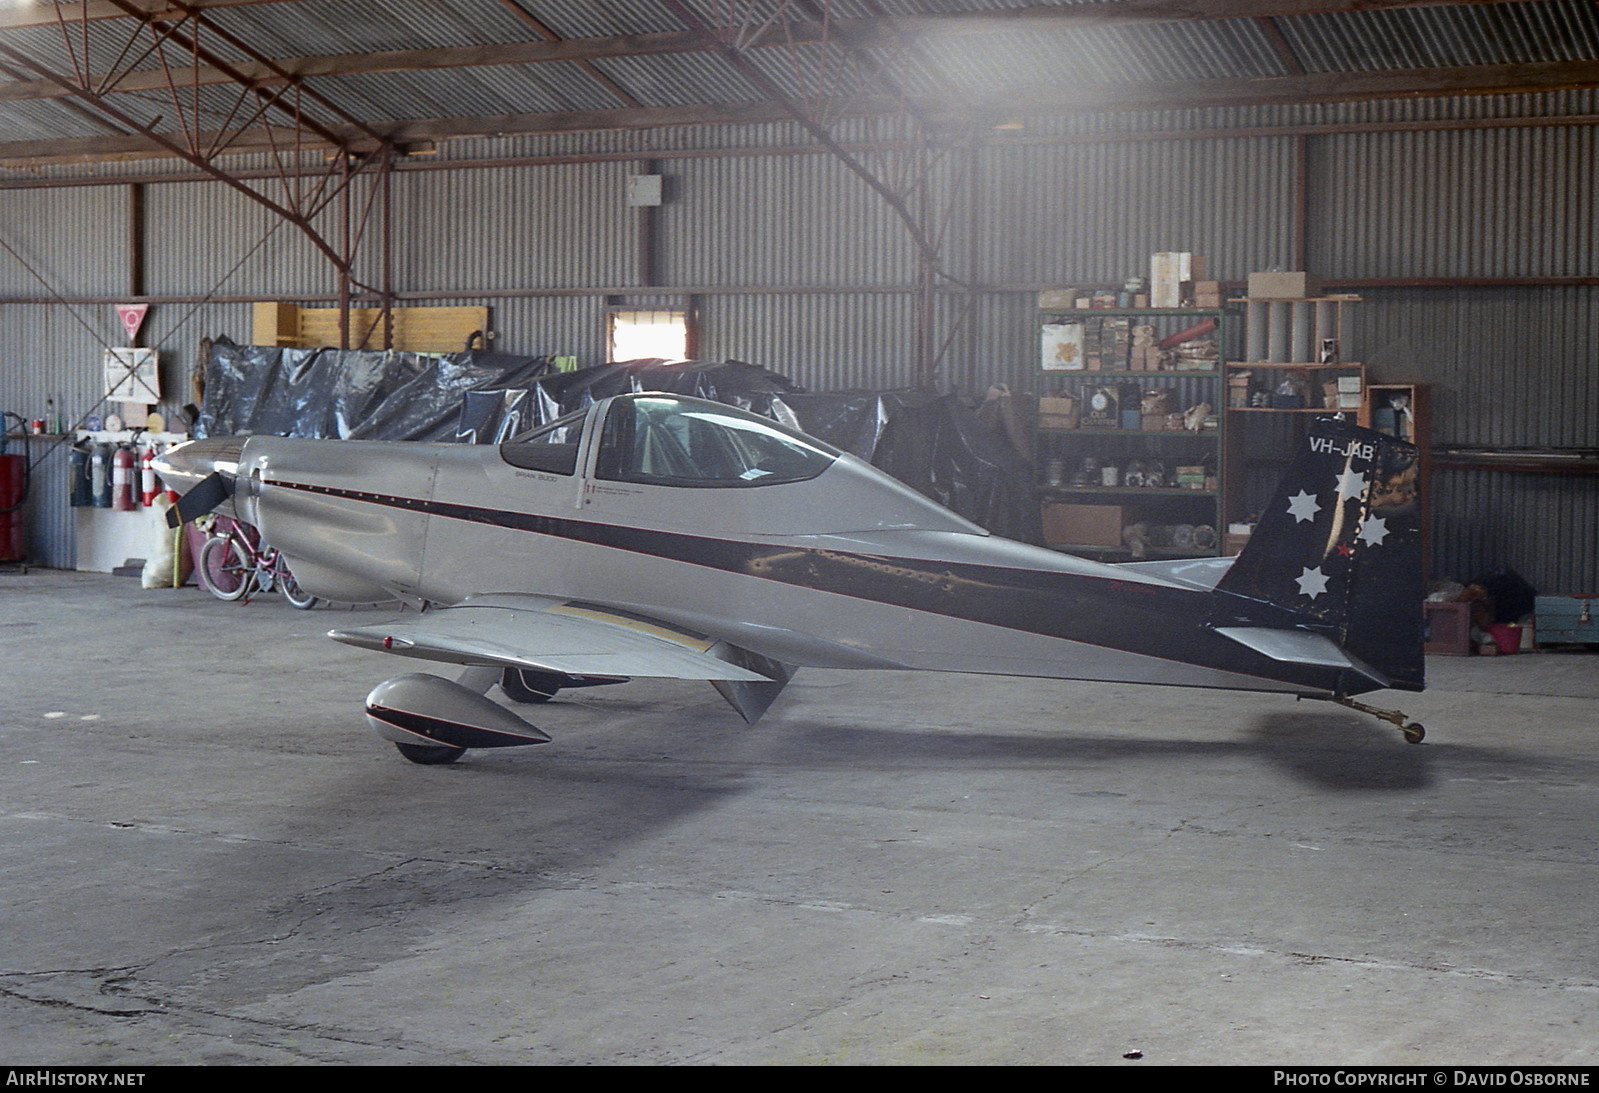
[156,392,1426,764]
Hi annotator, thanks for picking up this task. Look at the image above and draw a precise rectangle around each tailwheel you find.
[1331,696,1426,744]
[394,742,466,765]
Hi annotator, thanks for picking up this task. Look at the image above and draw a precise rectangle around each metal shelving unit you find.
[1034,308,1228,558]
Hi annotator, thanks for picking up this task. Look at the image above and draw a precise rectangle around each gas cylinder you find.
[69,442,93,506]
[91,443,111,508]
[0,453,25,562]
[112,445,136,511]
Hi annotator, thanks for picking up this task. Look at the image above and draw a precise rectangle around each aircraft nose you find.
[152,436,246,495]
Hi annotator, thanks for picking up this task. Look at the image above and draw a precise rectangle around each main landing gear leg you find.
[1330,695,1425,744]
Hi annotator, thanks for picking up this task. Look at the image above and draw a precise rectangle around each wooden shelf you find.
[1227,296,1363,304]
[1228,361,1362,369]
[1039,307,1227,317]
[1226,406,1358,415]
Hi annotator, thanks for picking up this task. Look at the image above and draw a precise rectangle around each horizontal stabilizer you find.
[1212,626,1388,688]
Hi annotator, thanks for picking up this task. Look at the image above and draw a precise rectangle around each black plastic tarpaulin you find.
[198,337,557,441]
[768,390,1038,542]
[455,357,801,442]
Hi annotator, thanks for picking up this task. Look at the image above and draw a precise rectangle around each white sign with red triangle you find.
[116,303,149,344]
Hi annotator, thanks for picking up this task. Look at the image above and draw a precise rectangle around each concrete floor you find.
[2,569,1596,1066]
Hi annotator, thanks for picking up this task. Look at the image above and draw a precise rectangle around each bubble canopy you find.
[501,394,841,487]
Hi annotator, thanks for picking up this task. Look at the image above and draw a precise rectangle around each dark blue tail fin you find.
[1216,416,1425,692]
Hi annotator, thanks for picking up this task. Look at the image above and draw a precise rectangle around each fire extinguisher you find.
[140,445,157,507]
[112,444,136,511]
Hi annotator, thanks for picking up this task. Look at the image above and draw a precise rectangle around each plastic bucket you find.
[1487,623,1523,655]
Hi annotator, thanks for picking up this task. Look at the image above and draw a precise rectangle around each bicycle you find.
[195,514,319,609]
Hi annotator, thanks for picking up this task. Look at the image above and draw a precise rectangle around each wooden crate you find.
[253,302,490,354]
[1423,601,1472,656]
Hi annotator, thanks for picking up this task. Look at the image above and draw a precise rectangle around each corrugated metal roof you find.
[0,1,1589,170]
[208,0,548,55]
[1282,1,1599,73]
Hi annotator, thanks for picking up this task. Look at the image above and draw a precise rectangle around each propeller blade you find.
[166,470,234,528]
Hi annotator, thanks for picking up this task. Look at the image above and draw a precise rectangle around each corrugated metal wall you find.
[1310,126,1598,278]
[1316,124,1599,592]
[976,136,1299,284]
[388,161,637,290]
[1,105,1595,591]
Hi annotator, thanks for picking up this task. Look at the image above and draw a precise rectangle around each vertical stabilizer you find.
[1216,417,1424,692]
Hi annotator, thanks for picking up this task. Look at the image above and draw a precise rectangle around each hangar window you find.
[594,395,837,488]
[500,407,588,474]
[608,308,690,362]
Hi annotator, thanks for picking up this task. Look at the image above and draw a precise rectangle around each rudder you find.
[1215,416,1424,692]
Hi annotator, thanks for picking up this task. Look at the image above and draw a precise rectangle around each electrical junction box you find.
[627,174,663,207]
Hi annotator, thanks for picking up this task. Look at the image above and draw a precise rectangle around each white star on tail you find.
[1357,515,1389,546]
[1335,468,1367,500]
[1286,490,1321,523]
[1296,566,1330,599]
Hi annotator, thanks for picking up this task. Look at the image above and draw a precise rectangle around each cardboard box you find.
[1247,271,1322,299]
[1042,503,1126,548]
[1150,253,1184,308]
[1037,395,1077,430]
[1037,287,1076,310]
[1041,323,1085,370]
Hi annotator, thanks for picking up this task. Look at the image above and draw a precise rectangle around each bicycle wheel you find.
[277,564,319,610]
[197,535,254,601]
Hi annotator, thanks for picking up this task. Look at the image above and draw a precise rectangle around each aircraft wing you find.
[328,594,773,682]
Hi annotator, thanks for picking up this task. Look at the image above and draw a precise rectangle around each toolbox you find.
[1534,595,1599,646]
